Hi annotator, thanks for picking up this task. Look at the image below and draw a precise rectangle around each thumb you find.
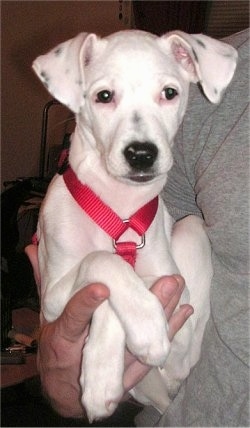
[56,283,110,342]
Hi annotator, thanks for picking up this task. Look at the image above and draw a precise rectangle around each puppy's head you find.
[33,30,237,184]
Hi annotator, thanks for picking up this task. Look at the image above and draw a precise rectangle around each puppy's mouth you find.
[125,172,157,183]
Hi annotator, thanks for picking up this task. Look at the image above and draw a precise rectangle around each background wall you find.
[2,0,132,187]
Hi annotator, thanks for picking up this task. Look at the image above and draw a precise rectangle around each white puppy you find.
[33,30,237,421]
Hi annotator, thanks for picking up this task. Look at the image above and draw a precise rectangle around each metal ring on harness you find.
[112,219,146,250]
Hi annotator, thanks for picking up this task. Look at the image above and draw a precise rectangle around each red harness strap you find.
[63,166,158,267]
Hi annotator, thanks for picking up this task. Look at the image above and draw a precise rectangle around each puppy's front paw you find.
[82,378,123,423]
[126,295,170,366]
[81,336,124,422]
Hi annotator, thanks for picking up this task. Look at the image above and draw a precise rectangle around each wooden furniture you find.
[1,307,39,388]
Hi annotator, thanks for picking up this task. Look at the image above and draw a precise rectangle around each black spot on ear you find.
[192,48,199,63]
[196,39,206,49]
[54,47,63,56]
[41,71,49,80]
[214,88,218,94]
[40,71,50,88]
[84,54,91,67]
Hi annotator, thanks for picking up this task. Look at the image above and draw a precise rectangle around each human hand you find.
[25,244,193,418]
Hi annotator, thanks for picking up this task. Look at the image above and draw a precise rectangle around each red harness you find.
[63,166,158,267]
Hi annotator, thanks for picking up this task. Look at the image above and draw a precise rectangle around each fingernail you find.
[93,294,107,302]
[161,276,179,298]
[173,274,185,290]
[185,307,194,318]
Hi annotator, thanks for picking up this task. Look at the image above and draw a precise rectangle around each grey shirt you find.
[136,29,249,427]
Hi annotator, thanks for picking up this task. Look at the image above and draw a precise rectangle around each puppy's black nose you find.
[124,142,158,170]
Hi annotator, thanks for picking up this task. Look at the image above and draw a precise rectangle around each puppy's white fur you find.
[33,30,237,421]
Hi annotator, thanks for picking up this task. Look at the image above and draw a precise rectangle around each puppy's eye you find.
[96,90,114,103]
[162,87,178,100]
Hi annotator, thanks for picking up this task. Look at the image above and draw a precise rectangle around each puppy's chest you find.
[40,178,173,279]
[43,201,113,256]
[41,185,154,258]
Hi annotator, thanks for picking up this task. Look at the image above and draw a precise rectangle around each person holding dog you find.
[26,28,249,427]
[141,28,249,427]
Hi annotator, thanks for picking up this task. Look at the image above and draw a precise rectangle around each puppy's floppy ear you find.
[159,31,238,103]
[32,32,99,113]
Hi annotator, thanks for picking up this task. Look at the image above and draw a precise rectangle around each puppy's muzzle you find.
[124,142,158,182]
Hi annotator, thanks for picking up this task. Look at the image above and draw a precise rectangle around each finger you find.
[150,274,187,321]
[123,358,151,393]
[150,275,184,317]
[150,275,180,303]
[164,275,186,320]
[56,283,110,342]
[124,348,137,369]
[24,244,41,287]
[168,304,194,341]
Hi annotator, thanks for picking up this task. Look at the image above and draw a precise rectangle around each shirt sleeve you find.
[162,114,203,221]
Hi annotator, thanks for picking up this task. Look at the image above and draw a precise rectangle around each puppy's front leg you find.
[78,251,170,366]
[81,300,125,422]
